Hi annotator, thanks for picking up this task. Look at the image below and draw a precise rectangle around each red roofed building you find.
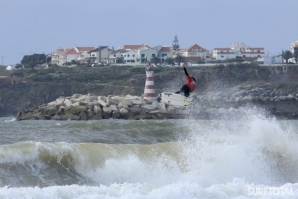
[51,46,95,66]
[177,44,208,64]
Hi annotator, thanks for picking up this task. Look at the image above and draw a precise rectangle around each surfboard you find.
[160,92,192,106]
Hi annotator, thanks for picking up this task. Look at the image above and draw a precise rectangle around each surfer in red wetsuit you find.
[175,64,196,97]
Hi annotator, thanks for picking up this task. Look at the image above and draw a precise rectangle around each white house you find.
[153,45,173,63]
[51,46,95,66]
[87,46,111,64]
[213,42,265,60]
[259,56,283,64]
[122,49,138,64]
[6,65,16,70]
[138,47,158,63]
[123,45,158,64]
[108,49,127,64]
[213,48,235,60]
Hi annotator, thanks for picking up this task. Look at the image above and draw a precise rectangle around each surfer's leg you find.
[180,85,190,97]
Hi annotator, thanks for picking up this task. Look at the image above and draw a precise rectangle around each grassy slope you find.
[1,63,298,115]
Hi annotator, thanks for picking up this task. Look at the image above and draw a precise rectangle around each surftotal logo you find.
[247,186,294,196]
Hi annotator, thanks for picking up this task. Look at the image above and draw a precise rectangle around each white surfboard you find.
[160,92,192,107]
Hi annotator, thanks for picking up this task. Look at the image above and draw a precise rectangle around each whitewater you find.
[0,110,298,198]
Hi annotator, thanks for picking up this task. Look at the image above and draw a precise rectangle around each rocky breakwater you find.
[16,94,191,121]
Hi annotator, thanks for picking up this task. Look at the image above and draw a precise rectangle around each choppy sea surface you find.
[0,111,298,198]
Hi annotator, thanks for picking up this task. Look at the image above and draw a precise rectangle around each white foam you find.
[0,182,297,199]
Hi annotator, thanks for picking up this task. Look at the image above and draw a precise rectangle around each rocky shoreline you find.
[15,90,298,121]
[16,94,186,121]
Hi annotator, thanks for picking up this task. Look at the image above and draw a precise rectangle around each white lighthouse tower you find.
[143,63,157,99]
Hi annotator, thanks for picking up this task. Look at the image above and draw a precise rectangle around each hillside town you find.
[50,42,268,66]
[5,39,298,70]
[38,39,298,66]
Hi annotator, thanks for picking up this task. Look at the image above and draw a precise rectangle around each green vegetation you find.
[165,57,174,65]
[2,63,298,116]
[21,54,51,68]
[282,50,293,64]
[172,35,180,52]
[150,57,161,65]
[175,54,185,65]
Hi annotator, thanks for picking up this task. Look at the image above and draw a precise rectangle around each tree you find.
[175,54,185,65]
[150,56,161,65]
[165,57,174,65]
[21,54,47,68]
[172,35,180,53]
[294,48,298,63]
[15,64,23,69]
[282,50,293,64]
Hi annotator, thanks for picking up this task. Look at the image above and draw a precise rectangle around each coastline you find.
[15,92,298,121]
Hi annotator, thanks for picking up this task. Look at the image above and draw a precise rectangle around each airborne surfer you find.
[175,63,196,97]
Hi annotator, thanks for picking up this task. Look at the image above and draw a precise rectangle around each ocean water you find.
[0,111,298,198]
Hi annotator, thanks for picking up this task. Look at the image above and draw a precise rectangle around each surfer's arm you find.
[183,64,189,76]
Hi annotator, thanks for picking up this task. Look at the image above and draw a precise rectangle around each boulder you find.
[76,95,87,102]
[36,115,51,120]
[87,109,94,118]
[72,105,87,115]
[118,101,129,109]
[106,96,119,106]
[79,111,88,120]
[55,110,62,115]
[44,107,58,116]
[132,99,146,106]
[124,95,140,101]
[89,113,102,120]
[72,94,83,98]
[98,99,107,107]
[120,108,129,119]
[94,105,102,114]
[61,113,80,120]
[134,114,151,120]
[128,107,141,116]
[103,106,112,118]
[112,110,120,119]
[64,99,72,106]
[59,106,65,112]
[109,104,118,111]
[51,115,61,120]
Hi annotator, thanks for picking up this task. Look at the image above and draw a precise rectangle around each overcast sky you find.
[1,0,297,65]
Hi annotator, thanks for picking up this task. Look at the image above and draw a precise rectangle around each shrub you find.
[11,70,24,77]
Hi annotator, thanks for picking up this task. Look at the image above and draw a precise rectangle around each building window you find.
[152,54,156,57]
[113,55,116,57]
[128,55,130,57]
[133,55,135,57]
[162,54,167,57]
[221,56,224,58]
[141,54,145,58]
[257,50,260,52]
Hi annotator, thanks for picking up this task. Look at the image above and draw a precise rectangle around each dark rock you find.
[79,111,88,120]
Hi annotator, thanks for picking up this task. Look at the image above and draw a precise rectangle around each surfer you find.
[175,64,196,97]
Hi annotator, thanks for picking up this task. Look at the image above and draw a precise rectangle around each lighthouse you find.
[143,62,157,99]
